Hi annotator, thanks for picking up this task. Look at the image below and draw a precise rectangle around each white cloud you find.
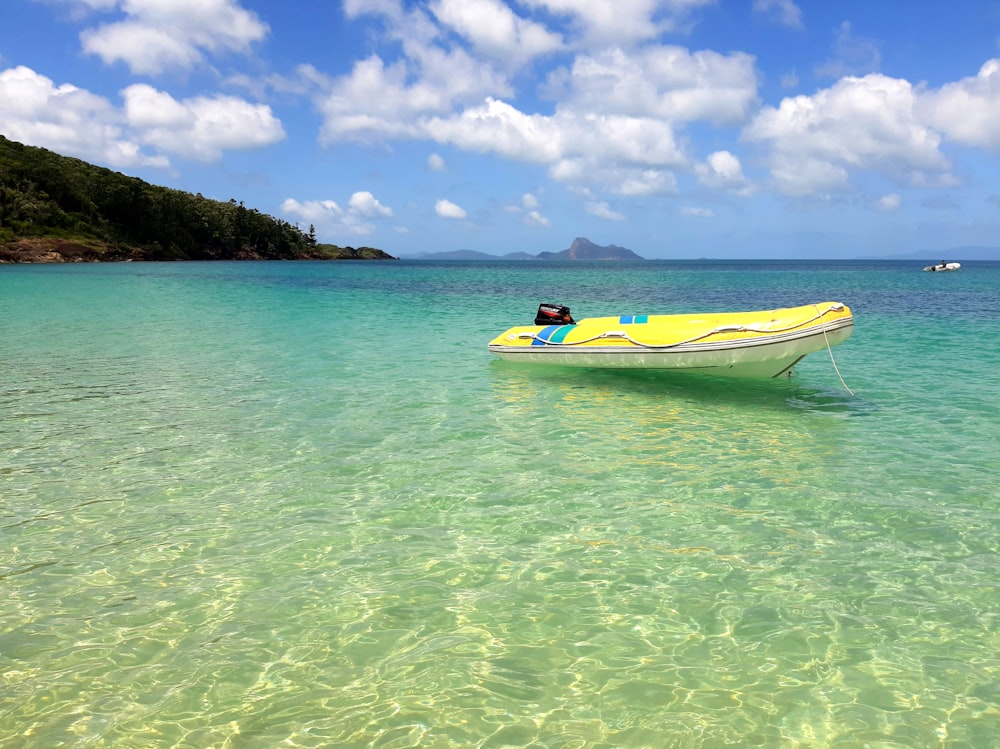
[503,192,549,225]
[877,193,901,211]
[548,158,678,196]
[427,100,690,179]
[524,210,550,226]
[752,0,803,30]
[0,65,282,168]
[744,73,951,197]
[518,0,714,46]
[122,84,285,162]
[771,157,850,197]
[314,0,516,144]
[348,191,394,217]
[313,41,756,199]
[519,193,550,224]
[310,4,759,201]
[82,23,203,74]
[281,198,343,224]
[282,191,394,236]
[435,198,467,218]
[343,0,437,43]
[427,152,446,170]
[0,65,167,168]
[681,206,714,217]
[425,97,564,162]
[615,169,677,196]
[314,51,511,144]
[695,150,753,195]
[920,59,1000,151]
[342,0,403,20]
[430,0,562,65]
[551,46,759,126]
[586,201,625,221]
[78,0,268,75]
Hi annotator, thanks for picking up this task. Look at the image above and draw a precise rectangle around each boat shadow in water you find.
[488,360,876,417]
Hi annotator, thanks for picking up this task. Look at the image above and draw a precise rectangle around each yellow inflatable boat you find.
[488,302,854,378]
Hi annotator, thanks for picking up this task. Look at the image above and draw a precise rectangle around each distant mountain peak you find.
[565,237,642,260]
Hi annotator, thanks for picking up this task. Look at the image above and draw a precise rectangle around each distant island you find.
[407,238,1000,262]
[410,237,645,261]
[0,135,395,263]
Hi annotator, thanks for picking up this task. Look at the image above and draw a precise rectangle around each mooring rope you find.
[817,307,855,396]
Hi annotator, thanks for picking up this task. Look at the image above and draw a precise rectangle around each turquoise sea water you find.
[2,259,999,748]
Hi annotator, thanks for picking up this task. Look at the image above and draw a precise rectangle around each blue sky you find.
[3,0,1000,258]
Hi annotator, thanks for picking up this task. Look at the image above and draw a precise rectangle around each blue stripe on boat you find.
[532,325,561,345]
[549,325,575,343]
[635,315,648,324]
[619,315,633,324]
[618,315,649,324]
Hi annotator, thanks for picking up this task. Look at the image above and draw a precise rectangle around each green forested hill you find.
[0,136,394,262]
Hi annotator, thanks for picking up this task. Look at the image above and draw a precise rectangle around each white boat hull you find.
[924,262,960,272]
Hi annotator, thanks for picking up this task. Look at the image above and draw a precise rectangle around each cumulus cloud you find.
[506,192,549,225]
[752,0,803,30]
[613,169,677,196]
[0,65,285,168]
[78,0,268,75]
[435,198,467,218]
[348,191,394,217]
[426,100,693,185]
[122,84,285,161]
[586,201,625,221]
[313,0,517,144]
[427,152,446,170]
[549,46,759,126]
[309,5,758,199]
[877,193,901,211]
[281,198,341,224]
[424,98,564,163]
[430,0,562,65]
[919,59,1000,151]
[314,51,511,144]
[282,191,395,236]
[744,73,951,197]
[0,65,167,168]
[518,0,715,46]
[695,150,753,195]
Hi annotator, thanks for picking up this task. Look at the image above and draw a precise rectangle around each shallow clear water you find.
[2,259,999,748]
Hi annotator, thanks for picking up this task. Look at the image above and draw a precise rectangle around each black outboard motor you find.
[535,303,574,325]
